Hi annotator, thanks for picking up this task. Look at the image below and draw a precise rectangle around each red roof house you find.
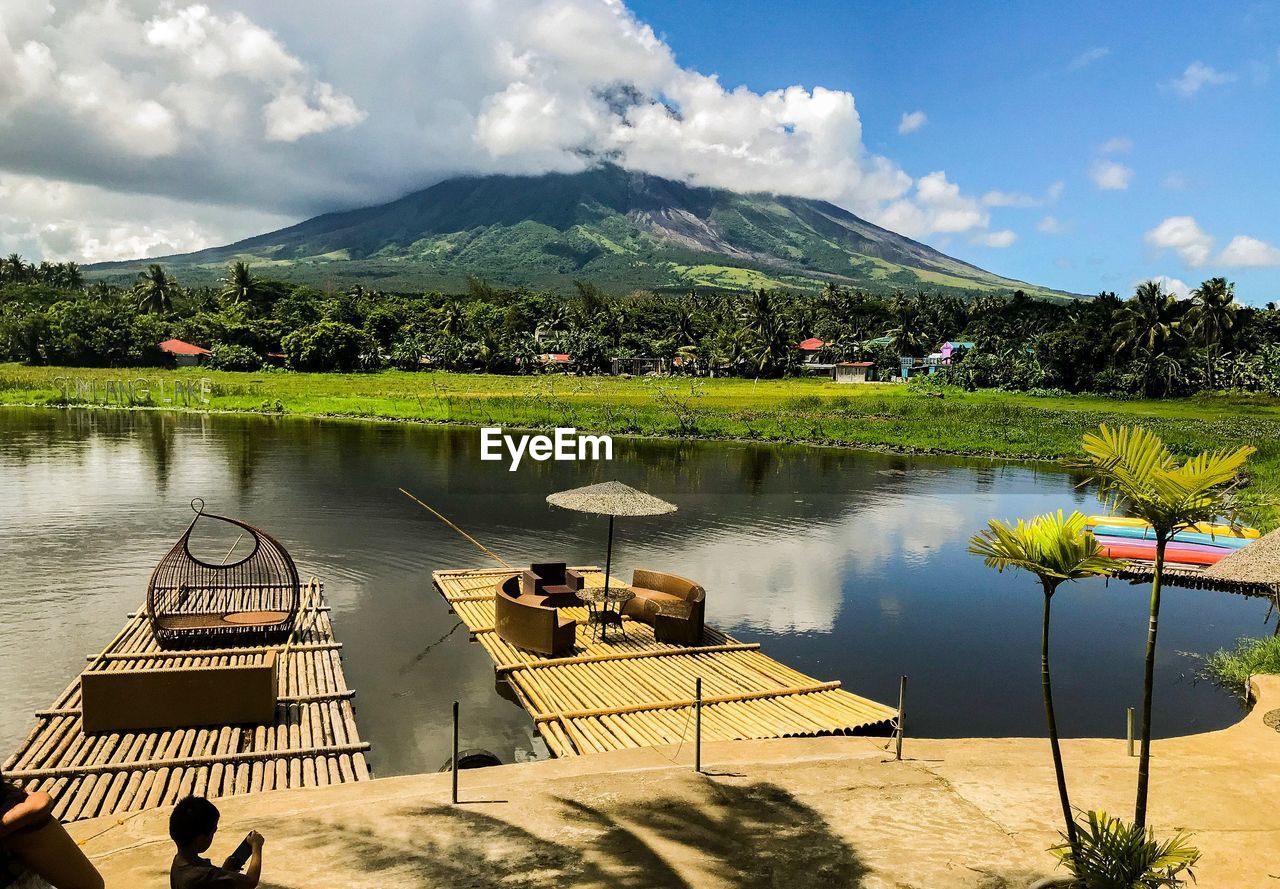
[797,337,825,352]
[158,339,211,366]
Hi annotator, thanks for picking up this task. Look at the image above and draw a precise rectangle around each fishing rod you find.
[399,488,513,570]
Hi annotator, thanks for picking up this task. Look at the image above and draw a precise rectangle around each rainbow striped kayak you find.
[1086,515,1259,539]
[1094,538,1227,566]
[1090,524,1251,549]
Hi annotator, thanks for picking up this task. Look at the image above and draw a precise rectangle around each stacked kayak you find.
[1084,515,1257,567]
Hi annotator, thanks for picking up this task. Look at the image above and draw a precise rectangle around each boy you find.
[168,796,264,889]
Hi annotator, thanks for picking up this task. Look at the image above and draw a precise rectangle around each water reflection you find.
[0,407,1269,778]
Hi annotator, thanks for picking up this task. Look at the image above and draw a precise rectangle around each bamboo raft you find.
[434,567,897,757]
[3,581,370,822]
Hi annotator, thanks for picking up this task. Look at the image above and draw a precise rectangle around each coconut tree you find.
[1112,280,1185,360]
[1081,424,1254,829]
[133,264,177,314]
[1189,277,1238,389]
[219,261,259,306]
[969,510,1120,853]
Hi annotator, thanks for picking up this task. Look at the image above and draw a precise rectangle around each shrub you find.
[1203,635,1280,694]
[1052,810,1199,888]
[207,342,261,371]
[281,321,376,372]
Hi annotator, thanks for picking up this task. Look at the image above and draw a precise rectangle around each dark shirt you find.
[170,854,240,889]
[0,777,29,888]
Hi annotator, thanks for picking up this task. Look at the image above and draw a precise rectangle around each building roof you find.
[1202,528,1280,591]
[538,353,572,363]
[797,337,825,351]
[157,339,210,356]
[836,361,875,367]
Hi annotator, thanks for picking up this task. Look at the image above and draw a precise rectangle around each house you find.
[796,337,836,375]
[158,339,211,367]
[536,353,572,371]
[833,361,876,384]
[938,341,974,363]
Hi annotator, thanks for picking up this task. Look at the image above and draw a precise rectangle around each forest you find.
[2,253,1278,398]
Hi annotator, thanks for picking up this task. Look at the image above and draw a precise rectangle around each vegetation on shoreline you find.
[4,363,1280,529]
[1204,636,1280,693]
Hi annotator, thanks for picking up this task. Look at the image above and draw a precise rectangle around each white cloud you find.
[971,229,1017,248]
[1099,136,1133,154]
[982,180,1064,207]
[1134,275,1192,298]
[1037,216,1070,235]
[1145,216,1214,266]
[0,0,1016,260]
[1090,159,1133,190]
[1144,215,1280,269]
[897,110,926,134]
[1217,235,1280,267]
[1168,61,1237,97]
[1067,47,1110,71]
[1161,171,1188,190]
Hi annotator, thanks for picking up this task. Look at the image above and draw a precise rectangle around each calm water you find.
[0,407,1268,777]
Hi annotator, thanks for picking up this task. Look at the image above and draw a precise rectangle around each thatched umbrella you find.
[1202,527,1280,595]
[546,481,677,594]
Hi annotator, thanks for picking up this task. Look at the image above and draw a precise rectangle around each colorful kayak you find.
[1086,515,1259,539]
[1093,537,1227,566]
[1090,524,1251,549]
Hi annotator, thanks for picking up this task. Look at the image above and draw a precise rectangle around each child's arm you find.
[0,789,54,838]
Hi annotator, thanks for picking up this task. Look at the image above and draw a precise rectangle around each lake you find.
[0,407,1267,777]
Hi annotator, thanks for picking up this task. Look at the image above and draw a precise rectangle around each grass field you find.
[4,362,1279,528]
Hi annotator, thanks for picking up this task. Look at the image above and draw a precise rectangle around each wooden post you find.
[451,700,460,804]
[604,515,615,595]
[1126,707,1135,757]
[895,675,907,761]
[694,677,702,774]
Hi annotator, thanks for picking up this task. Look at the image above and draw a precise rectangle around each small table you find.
[579,586,635,642]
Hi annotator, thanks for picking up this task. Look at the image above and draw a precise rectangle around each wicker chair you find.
[624,568,705,645]
[147,500,301,649]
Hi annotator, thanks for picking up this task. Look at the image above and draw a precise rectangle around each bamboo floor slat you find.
[434,567,896,757]
[3,582,371,822]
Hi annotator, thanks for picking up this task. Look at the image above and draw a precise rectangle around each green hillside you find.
[88,164,1076,298]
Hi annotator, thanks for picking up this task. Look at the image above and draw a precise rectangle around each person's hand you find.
[248,830,264,852]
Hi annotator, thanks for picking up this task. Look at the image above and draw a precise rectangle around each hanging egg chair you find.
[146,500,301,649]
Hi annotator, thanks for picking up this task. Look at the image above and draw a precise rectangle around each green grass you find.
[3,363,1280,528]
[1203,636,1280,694]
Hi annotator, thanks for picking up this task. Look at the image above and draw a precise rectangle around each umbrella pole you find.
[604,515,614,595]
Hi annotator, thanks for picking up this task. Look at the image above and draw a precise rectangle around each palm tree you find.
[59,262,84,290]
[1112,280,1184,359]
[219,261,259,305]
[970,510,1120,854]
[133,264,177,314]
[3,253,28,284]
[1189,277,1237,389]
[1081,425,1254,829]
[886,291,928,357]
[739,288,791,377]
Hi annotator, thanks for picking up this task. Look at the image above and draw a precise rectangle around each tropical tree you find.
[1189,277,1237,389]
[886,291,929,357]
[739,288,792,377]
[969,510,1120,854]
[3,253,29,284]
[1081,425,1254,829]
[1112,280,1185,361]
[133,264,177,314]
[219,261,259,306]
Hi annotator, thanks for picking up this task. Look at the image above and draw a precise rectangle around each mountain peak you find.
[89,166,1070,299]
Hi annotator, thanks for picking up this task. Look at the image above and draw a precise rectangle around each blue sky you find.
[630,0,1280,301]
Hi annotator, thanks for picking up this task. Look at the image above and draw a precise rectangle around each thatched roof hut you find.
[1116,528,1280,599]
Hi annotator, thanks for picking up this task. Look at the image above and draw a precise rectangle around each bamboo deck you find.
[434,567,897,757]
[2,582,370,823]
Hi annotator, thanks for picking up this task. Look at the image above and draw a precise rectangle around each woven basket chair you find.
[147,500,301,649]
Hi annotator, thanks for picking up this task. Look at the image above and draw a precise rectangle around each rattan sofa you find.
[494,573,577,656]
[624,569,705,645]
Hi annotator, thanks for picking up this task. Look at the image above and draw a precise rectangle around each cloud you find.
[1135,275,1192,298]
[1066,47,1110,71]
[971,229,1017,248]
[981,180,1064,208]
[1090,159,1133,190]
[1144,215,1280,268]
[1218,235,1280,267]
[1145,216,1214,266]
[1167,61,1237,97]
[0,0,1026,262]
[1161,171,1189,190]
[1037,216,1070,235]
[1099,136,1133,154]
[897,110,926,134]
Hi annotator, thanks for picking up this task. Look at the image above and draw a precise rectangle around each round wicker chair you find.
[147,500,301,649]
